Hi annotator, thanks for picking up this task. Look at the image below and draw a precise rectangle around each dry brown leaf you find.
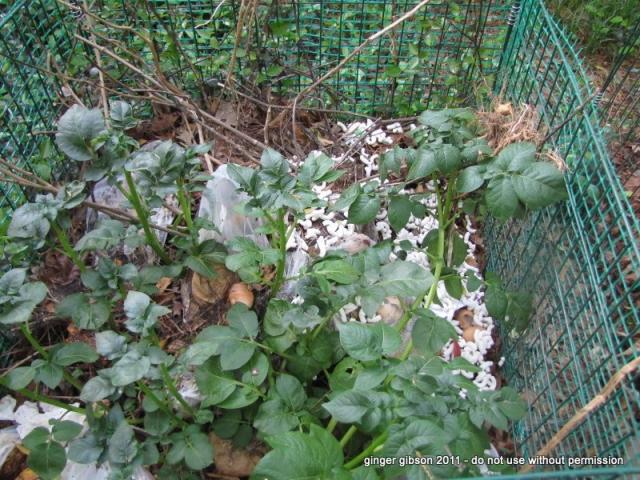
[210,434,261,478]
[155,277,172,293]
[16,468,38,480]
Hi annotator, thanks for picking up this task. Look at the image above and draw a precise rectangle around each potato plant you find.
[0,104,567,479]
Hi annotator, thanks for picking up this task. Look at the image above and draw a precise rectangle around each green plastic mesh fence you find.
[0,0,639,478]
[489,0,640,476]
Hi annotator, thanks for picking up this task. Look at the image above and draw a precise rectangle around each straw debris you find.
[478,101,546,153]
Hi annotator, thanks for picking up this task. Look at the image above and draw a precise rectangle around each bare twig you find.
[0,159,187,237]
[83,0,110,125]
[519,355,640,473]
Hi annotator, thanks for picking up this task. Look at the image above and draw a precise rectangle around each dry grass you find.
[478,100,546,153]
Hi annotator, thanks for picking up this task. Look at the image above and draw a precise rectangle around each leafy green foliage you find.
[3,106,553,479]
[0,268,47,324]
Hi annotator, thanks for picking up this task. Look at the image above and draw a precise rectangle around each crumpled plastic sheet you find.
[278,249,310,300]
[86,178,175,247]
[196,165,267,246]
[0,397,153,479]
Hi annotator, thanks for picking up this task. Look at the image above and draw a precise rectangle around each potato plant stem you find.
[159,364,196,417]
[344,430,389,470]
[137,381,187,428]
[51,221,85,273]
[176,180,194,232]
[327,417,338,433]
[20,323,83,391]
[339,425,357,448]
[15,387,84,414]
[271,210,288,297]
[123,171,171,263]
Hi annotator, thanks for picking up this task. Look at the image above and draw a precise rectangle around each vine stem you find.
[123,171,172,263]
[15,387,84,414]
[159,364,196,417]
[51,221,86,273]
[344,430,389,470]
[176,180,194,232]
[137,381,187,428]
[339,425,357,448]
[20,323,83,391]
[270,210,288,297]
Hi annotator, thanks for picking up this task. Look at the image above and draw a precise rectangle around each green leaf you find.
[110,351,151,386]
[5,366,36,389]
[485,284,508,320]
[332,183,360,212]
[338,322,401,361]
[376,261,432,297]
[457,165,485,193]
[75,219,125,251]
[23,427,50,450]
[254,398,300,435]
[7,203,50,241]
[388,195,412,232]
[95,330,127,359]
[56,105,105,161]
[313,259,360,284]
[434,145,462,173]
[27,441,66,480]
[485,176,519,220]
[444,274,464,299]
[253,424,346,480]
[383,419,446,458]
[494,142,536,172]
[0,268,27,293]
[123,290,169,336]
[108,421,137,465]
[183,430,214,470]
[497,387,527,420]
[275,374,306,410]
[323,390,371,423]
[512,162,566,209]
[51,420,83,442]
[67,433,102,464]
[34,361,63,389]
[53,342,98,366]
[227,303,259,338]
[56,293,111,330]
[195,359,237,407]
[411,309,457,354]
[407,149,437,181]
[80,376,116,402]
[348,192,380,225]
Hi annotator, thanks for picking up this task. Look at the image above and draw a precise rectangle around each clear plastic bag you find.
[196,165,267,246]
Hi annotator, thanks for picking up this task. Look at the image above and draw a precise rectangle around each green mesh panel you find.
[488,0,640,477]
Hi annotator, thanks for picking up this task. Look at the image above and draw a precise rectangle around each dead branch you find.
[0,159,187,237]
[519,355,640,473]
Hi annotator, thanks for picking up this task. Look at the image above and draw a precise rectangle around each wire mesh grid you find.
[487,0,640,476]
[0,0,78,209]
